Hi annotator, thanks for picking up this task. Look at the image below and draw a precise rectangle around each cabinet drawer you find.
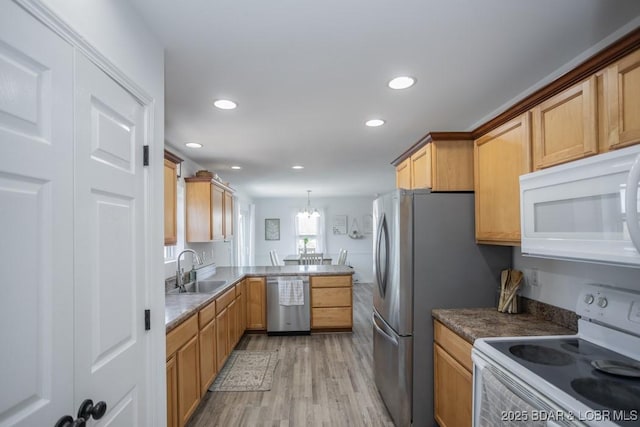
[166,314,198,358]
[216,287,236,314]
[311,275,351,288]
[434,320,473,372]
[312,288,351,307]
[312,307,352,328]
[198,300,216,329]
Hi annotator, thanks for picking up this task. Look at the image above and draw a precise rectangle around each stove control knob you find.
[584,294,595,305]
[597,297,608,308]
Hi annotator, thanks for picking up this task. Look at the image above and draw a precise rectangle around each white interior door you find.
[0,2,74,425]
[74,53,149,425]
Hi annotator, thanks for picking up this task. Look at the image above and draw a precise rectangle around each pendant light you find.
[299,190,320,218]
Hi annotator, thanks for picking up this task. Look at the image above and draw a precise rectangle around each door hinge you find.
[143,146,149,166]
[144,309,151,331]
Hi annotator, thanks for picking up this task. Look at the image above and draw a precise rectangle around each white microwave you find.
[520,144,640,267]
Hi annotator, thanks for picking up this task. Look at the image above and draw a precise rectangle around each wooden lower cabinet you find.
[311,275,353,329]
[433,320,473,427]
[434,344,472,427]
[216,307,230,372]
[246,277,266,330]
[177,334,200,426]
[199,319,216,395]
[166,355,178,427]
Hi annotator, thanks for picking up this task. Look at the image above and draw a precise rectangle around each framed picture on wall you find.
[265,218,280,240]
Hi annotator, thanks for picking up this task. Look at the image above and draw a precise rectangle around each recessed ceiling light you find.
[214,99,237,110]
[388,76,416,90]
[185,142,203,148]
[292,165,304,170]
[231,165,242,170]
[365,119,385,127]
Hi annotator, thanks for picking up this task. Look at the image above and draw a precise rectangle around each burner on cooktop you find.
[509,344,575,366]
[571,378,640,412]
[592,360,640,378]
[560,341,594,355]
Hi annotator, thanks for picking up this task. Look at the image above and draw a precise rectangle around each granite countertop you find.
[165,265,354,332]
[432,307,577,344]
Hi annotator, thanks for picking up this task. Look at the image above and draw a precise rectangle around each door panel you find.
[0,3,74,425]
[74,52,148,424]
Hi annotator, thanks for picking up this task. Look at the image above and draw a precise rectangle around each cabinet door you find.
[606,49,640,150]
[474,113,531,245]
[177,335,200,426]
[434,343,472,427]
[228,298,238,349]
[211,184,224,241]
[431,140,474,191]
[246,277,266,330]
[199,319,216,396]
[224,190,234,239]
[216,308,229,372]
[395,157,412,189]
[410,145,432,189]
[164,159,178,245]
[532,76,597,169]
[186,180,212,242]
[166,355,178,427]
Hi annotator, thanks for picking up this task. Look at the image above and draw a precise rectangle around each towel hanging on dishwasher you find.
[278,279,304,306]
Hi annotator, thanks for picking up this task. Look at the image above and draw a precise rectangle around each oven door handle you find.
[626,152,640,254]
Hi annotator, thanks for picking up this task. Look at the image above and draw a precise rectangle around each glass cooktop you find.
[488,337,640,426]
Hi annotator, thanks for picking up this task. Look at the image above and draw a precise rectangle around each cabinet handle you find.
[54,415,86,427]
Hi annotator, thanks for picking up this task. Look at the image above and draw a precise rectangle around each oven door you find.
[520,144,640,267]
[472,349,585,427]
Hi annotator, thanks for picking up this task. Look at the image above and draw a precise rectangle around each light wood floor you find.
[187,282,395,427]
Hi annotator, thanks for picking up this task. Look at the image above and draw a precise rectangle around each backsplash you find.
[514,249,640,311]
[520,297,578,332]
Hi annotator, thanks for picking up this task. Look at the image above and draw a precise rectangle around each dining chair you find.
[337,249,348,265]
[300,252,323,265]
[269,250,281,266]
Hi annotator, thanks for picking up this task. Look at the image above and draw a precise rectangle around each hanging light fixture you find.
[299,190,320,218]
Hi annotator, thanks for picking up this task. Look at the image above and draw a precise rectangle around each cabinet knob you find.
[584,294,595,305]
[597,297,608,308]
[78,399,107,421]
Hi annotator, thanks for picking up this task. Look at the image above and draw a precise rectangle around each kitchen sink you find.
[179,279,227,294]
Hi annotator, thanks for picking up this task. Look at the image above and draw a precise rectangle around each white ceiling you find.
[131,0,640,198]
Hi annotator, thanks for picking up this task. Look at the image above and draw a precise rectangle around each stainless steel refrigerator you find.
[372,189,511,426]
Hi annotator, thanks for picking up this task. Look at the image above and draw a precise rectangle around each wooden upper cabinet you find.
[224,190,234,239]
[164,150,182,246]
[474,113,532,246]
[396,158,411,189]
[532,76,598,169]
[211,184,224,241]
[185,178,212,242]
[397,134,473,191]
[410,144,432,189]
[605,48,640,150]
[185,177,233,242]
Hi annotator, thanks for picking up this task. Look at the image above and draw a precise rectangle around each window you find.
[295,212,324,253]
[164,245,176,262]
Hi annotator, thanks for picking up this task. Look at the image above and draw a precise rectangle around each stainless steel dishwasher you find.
[266,276,310,334]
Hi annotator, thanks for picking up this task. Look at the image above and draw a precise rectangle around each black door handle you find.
[78,399,107,421]
[54,415,86,427]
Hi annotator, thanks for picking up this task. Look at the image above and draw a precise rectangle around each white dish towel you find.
[278,279,304,306]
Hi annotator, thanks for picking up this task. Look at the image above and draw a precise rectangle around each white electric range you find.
[473,284,640,427]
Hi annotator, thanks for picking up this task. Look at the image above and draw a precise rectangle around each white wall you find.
[514,249,640,311]
[254,196,374,282]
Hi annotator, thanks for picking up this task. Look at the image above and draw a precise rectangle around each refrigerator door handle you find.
[373,311,398,345]
[375,214,389,298]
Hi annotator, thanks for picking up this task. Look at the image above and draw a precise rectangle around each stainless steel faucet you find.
[176,249,202,291]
